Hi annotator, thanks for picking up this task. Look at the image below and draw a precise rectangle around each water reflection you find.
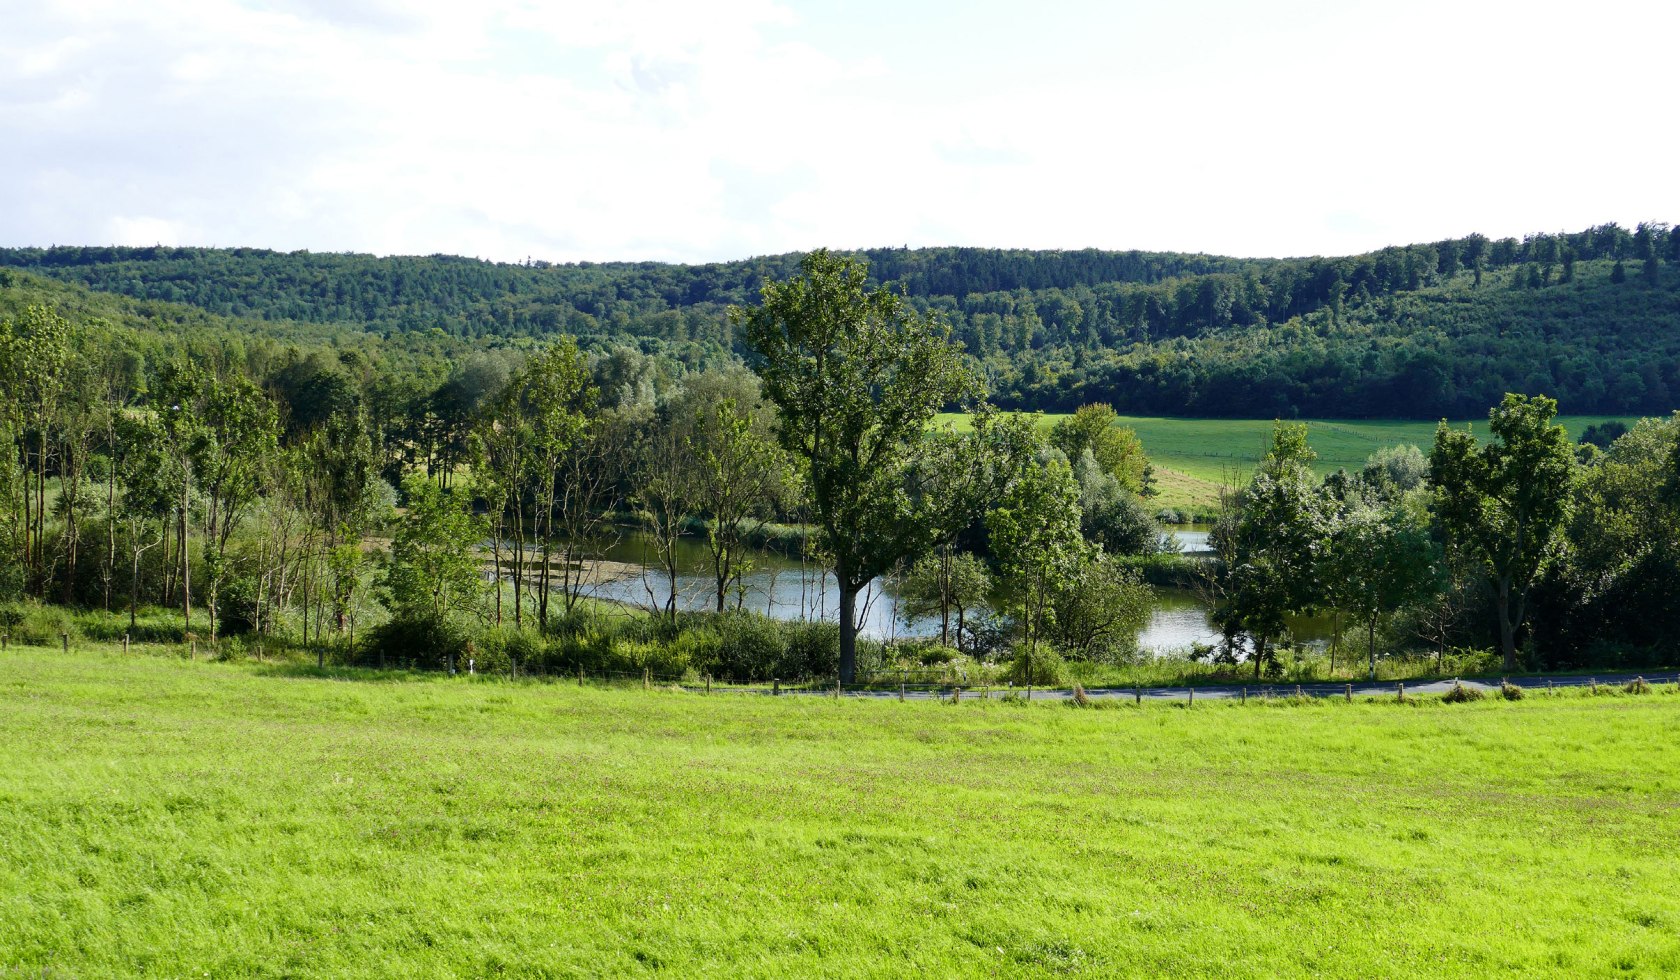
[566,531,1328,654]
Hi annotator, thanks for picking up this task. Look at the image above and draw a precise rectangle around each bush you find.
[358,615,469,670]
[779,620,839,678]
[1442,681,1485,703]
[1007,645,1065,686]
[474,627,546,674]
[1500,680,1525,700]
[707,613,787,680]
[1624,676,1651,695]
[0,602,77,647]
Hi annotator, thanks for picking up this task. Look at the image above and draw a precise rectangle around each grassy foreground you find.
[4,649,1679,977]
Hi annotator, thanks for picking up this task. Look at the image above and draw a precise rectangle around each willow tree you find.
[737,250,978,683]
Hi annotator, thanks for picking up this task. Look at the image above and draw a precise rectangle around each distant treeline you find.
[2,221,1677,418]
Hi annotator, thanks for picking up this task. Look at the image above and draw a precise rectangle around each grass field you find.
[4,648,1679,977]
[939,413,1638,516]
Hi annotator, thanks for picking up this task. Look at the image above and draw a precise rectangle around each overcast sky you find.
[3,0,1676,264]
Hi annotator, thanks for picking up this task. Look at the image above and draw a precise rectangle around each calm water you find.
[569,530,1328,654]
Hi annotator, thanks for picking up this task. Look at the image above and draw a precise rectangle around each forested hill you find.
[3,221,1678,418]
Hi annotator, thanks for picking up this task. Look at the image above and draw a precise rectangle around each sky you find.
[3,0,1676,264]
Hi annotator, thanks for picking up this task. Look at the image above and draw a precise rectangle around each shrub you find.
[1500,680,1525,701]
[1071,683,1091,707]
[915,643,958,667]
[1442,681,1485,703]
[215,635,246,662]
[779,620,839,678]
[1624,676,1651,695]
[707,613,787,681]
[0,602,77,647]
[358,615,469,671]
[1007,645,1065,687]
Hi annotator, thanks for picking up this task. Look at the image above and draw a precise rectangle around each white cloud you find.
[1,0,1676,263]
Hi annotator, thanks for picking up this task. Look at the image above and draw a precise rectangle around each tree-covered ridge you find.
[2,221,1676,417]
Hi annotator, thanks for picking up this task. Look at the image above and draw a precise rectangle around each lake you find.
[566,529,1327,655]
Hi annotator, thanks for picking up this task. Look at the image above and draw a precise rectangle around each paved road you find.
[735,672,1678,702]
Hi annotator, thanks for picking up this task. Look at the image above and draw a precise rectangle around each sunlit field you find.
[4,647,1678,977]
[938,413,1636,515]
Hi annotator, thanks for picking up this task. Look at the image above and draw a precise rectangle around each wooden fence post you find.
[899,683,905,702]
[705,674,711,695]
[1240,686,1246,705]
[1187,687,1193,707]
[773,678,780,696]
[1135,685,1142,706]
[1,633,7,651]
[1344,684,1352,703]
[123,634,130,655]
[643,668,649,690]
[1396,681,1404,702]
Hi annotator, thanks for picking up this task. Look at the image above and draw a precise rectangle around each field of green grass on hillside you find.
[939,412,1636,483]
[4,647,1679,977]
[938,413,1639,515]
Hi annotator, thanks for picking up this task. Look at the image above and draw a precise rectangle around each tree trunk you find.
[1495,577,1517,672]
[838,579,860,685]
[130,547,141,633]
[1253,634,1267,680]
[104,452,117,611]
[178,490,191,640]
[1367,620,1377,681]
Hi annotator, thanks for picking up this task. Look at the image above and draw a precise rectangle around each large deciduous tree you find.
[1214,422,1328,679]
[738,250,978,682]
[1430,393,1575,671]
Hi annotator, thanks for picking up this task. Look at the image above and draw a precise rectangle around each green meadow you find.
[4,647,1679,977]
[939,413,1637,514]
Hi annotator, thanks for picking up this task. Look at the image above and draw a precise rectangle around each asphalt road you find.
[744,672,1678,702]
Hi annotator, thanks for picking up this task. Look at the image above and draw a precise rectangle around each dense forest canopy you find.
[4,220,1676,419]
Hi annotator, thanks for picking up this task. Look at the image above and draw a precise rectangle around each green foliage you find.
[1325,500,1440,679]
[357,614,470,671]
[987,453,1087,656]
[738,249,980,680]
[1431,394,1576,669]
[1072,448,1161,555]
[381,475,486,623]
[1049,403,1147,491]
[897,551,992,648]
[1214,422,1329,677]
[1007,643,1067,686]
[1049,554,1153,662]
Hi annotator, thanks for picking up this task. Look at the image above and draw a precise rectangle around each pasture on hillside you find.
[938,413,1639,515]
[3,647,1678,977]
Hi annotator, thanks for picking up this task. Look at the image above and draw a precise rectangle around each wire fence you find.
[11,632,1680,705]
